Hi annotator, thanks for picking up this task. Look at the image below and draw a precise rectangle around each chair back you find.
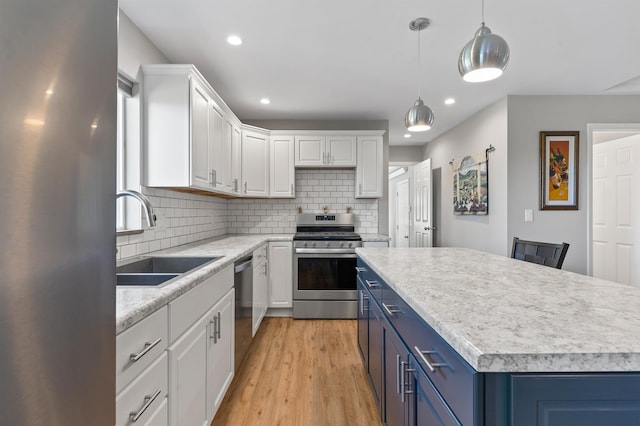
[511,237,569,269]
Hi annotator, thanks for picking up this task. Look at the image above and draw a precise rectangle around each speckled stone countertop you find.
[356,247,640,373]
[116,234,292,334]
[360,234,390,242]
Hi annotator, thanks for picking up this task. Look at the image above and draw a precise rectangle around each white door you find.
[395,179,410,248]
[268,242,293,308]
[209,105,225,190]
[592,134,640,286]
[230,124,242,194]
[412,158,433,247]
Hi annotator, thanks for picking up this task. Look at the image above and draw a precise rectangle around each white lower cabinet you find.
[253,244,269,335]
[116,352,168,426]
[268,242,293,309]
[206,288,235,420]
[168,314,209,426]
[167,287,235,426]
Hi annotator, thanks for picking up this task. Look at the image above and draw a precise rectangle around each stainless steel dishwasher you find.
[234,256,253,372]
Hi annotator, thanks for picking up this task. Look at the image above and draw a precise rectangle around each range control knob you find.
[325,242,330,248]
[303,242,308,248]
[339,242,345,248]
[348,242,353,248]
[311,242,316,248]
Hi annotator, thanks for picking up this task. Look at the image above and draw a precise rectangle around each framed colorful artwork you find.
[539,131,579,210]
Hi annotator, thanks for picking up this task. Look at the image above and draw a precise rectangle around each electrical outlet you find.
[524,209,533,222]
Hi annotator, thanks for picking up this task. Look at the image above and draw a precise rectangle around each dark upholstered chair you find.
[511,237,570,269]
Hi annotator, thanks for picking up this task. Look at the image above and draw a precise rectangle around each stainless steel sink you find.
[116,256,221,274]
[116,256,222,287]
[116,273,179,286]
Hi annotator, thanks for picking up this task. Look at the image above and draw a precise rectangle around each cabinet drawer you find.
[169,264,233,343]
[381,284,478,426]
[411,354,461,426]
[116,351,168,426]
[356,259,383,301]
[116,306,168,393]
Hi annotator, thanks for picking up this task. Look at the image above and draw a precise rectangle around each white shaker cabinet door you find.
[241,130,269,197]
[168,315,208,426]
[206,288,235,421]
[356,135,383,198]
[270,135,295,198]
[325,135,357,166]
[190,80,212,190]
[294,136,325,166]
[268,242,293,308]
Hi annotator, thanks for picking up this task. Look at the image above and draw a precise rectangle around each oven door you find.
[293,249,357,300]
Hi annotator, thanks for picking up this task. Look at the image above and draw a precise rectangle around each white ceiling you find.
[120,0,640,146]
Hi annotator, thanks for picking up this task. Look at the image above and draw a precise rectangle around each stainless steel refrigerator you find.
[0,1,117,424]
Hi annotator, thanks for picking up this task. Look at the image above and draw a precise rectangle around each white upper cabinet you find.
[230,122,242,194]
[270,135,295,198]
[356,135,383,198]
[142,64,237,196]
[190,79,212,190]
[294,136,325,166]
[294,135,356,167]
[325,135,357,166]
[209,104,227,191]
[241,128,270,197]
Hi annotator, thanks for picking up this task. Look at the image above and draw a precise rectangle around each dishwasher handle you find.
[234,257,253,273]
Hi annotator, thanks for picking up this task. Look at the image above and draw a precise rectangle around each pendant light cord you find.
[417,26,421,98]
[481,0,485,25]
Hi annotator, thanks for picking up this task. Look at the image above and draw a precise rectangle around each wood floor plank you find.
[211,318,380,426]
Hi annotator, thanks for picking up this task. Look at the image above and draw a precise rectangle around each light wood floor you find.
[211,317,380,426]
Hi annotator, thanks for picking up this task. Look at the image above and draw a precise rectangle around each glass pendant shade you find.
[404,97,434,132]
[458,24,510,83]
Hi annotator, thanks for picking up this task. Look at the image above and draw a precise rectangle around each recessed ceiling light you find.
[403,134,412,138]
[227,35,242,46]
[444,98,456,105]
[260,98,270,105]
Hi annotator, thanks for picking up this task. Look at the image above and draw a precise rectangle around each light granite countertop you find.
[116,234,292,334]
[360,233,390,242]
[356,247,640,373]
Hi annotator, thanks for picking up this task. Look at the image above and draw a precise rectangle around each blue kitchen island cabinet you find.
[356,248,640,426]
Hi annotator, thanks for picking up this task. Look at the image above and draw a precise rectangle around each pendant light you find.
[404,17,434,132]
[458,0,510,83]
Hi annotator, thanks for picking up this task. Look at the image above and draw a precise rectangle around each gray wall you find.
[420,94,640,274]
[118,11,169,79]
[507,95,640,274]
[244,119,390,235]
[389,145,422,163]
[423,99,509,255]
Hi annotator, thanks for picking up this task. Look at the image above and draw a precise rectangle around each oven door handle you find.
[295,248,357,256]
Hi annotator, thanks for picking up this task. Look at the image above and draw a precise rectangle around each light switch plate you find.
[524,209,533,222]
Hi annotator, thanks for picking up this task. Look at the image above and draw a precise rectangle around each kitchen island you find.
[356,247,640,426]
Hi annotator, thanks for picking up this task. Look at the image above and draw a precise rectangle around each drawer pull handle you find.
[129,338,162,362]
[355,267,367,272]
[365,279,380,288]
[414,346,449,373]
[129,389,162,423]
[382,303,401,316]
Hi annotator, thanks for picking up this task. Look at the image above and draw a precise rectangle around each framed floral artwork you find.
[539,131,579,210]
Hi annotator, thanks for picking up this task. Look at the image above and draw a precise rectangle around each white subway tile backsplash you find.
[117,169,378,260]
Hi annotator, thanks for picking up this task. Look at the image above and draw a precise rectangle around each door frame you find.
[388,162,417,247]
[587,123,640,276]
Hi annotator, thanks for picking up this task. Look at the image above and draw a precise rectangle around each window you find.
[116,73,142,232]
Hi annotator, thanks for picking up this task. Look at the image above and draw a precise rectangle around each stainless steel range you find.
[293,213,362,319]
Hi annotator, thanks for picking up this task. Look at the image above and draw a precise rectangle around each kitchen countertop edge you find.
[116,234,293,334]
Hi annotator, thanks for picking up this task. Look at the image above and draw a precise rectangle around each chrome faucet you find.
[116,190,157,227]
